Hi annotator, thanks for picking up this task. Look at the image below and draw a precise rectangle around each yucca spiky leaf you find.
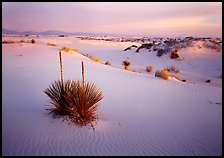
[66,80,104,126]
[44,80,74,117]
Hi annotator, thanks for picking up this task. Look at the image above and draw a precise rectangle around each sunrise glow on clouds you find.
[2,2,222,37]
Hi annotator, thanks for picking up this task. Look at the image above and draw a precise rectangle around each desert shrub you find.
[2,40,16,44]
[47,43,57,47]
[122,60,130,66]
[166,65,180,73]
[161,69,169,80]
[122,60,131,70]
[93,58,100,62]
[155,70,162,78]
[44,80,103,127]
[105,61,111,65]
[146,65,153,73]
[60,47,78,52]
[61,47,71,52]
[155,69,169,80]
[85,54,89,57]
[170,50,180,59]
[19,40,25,43]
[31,39,36,44]
[90,56,100,62]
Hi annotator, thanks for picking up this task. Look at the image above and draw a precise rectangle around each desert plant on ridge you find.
[105,61,111,65]
[44,80,73,117]
[44,80,104,127]
[61,47,71,52]
[67,80,103,126]
[155,69,169,80]
[146,65,153,73]
[31,39,36,44]
[170,50,180,59]
[122,60,131,70]
[47,43,57,47]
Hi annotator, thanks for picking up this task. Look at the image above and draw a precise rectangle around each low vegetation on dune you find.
[122,60,131,70]
[155,69,169,80]
[47,42,57,47]
[90,56,101,62]
[44,80,104,128]
[146,65,153,73]
[170,49,180,59]
[60,47,79,52]
[2,40,16,44]
[44,51,103,129]
[31,39,36,44]
[2,39,36,44]
[105,61,111,65]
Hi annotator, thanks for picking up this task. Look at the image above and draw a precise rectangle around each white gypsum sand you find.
[2,35,222,156]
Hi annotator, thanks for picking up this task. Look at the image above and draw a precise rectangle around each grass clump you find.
[146,65,153,73]
[170,50,180,59]
[2,40,16,44]
[155,69,169,80]
[105,61,111,65]
[31,39,36,44]
[44,80,103,128]
[122,60,131,70]
[93,58,100,62]
[90,56,100,62]
[61,47,71,52]
[47,43,57,47]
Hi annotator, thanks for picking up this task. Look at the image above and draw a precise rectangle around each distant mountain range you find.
[2,28,220,38]
[2,28,135,37]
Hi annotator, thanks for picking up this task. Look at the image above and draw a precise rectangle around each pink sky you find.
[2,2,222,37]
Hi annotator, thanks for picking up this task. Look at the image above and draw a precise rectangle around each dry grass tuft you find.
[31,39,36,44]
[146,65,153,73]
[170,50,180,59]
[47,43,57,47]
[90,56,100,62]
[2,40,16,44]
[105,61,111,65]
[122,60,131,70]
[155,69,169,80]
[61,47,71,52]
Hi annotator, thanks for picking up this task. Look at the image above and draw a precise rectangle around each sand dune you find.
[2,35,222,156]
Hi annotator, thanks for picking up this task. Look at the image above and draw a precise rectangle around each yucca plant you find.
[44,80,73,117]
[44,80,103,128]
[67,80,103,126]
